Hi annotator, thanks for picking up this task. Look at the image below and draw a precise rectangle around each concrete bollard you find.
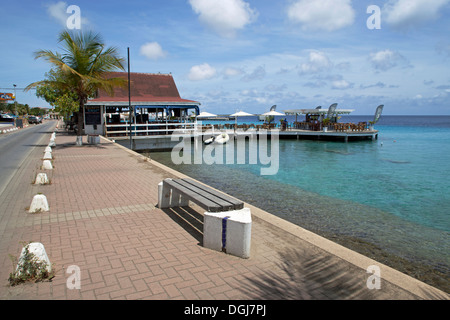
[49,139,56,147]
[29,194,49,213]
[34,173,49,185]
[203,208,252,259]
[158,181,170,208]
[43,151,52,160]
[88,135,100,145]
[45,146,52,153]
[16,242,52,276]
[42,160,53,170]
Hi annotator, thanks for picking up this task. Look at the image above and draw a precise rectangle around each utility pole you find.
[13,84,17,116]
[128,47,132,150]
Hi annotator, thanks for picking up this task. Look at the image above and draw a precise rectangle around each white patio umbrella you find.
[230,111,254,130]
[195,112,217,134]
[261,110,285,128]
[230,111,254,117]
[261,110,285,116]
[197,111,217,118]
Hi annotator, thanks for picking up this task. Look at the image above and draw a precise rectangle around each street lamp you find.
[13,84,17,116]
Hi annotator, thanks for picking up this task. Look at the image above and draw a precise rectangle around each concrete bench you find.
[158,178,243,212]
[158,178,251,258]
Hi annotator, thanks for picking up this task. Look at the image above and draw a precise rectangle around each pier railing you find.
[105,121,375,137]
[105,122,200,137]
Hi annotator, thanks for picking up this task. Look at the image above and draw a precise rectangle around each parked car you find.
[0,113,15,122]
[28,116,42,124]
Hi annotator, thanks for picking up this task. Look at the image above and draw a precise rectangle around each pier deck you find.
[109,128,379,151]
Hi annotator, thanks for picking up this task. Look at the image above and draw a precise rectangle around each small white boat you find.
[204,133,229,145]
[204,136,215,145]
[215,133,229,144]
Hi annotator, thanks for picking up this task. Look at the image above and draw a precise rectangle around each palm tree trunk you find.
[76,99,85,146]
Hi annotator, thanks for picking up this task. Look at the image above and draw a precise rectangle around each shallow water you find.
[148,116,450,292]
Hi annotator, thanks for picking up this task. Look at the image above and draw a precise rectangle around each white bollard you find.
[45,146,52,153]
[43,151,52,160]
[89,135,100,145]
[203,208,252,259]
[49,140,56,147]
[34,173,49,185]
[42,160,53,170]
[29,194,49,213]
[158,181,171,209]
[16,242,52,276]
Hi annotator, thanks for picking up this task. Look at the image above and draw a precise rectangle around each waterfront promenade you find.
[0,121,447,300]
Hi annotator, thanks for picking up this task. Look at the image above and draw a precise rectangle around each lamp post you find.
[13,84,17,116]
[127,47,132,150]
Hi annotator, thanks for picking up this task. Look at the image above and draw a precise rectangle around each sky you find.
[1,0,450,115]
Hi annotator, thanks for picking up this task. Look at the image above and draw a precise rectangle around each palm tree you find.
[26,30,127,145]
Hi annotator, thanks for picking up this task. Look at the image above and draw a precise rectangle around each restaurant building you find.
[84,72,200,137]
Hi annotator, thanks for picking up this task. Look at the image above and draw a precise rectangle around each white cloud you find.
[303,80,327,88]
[47,1,68,26]
[265,84,287,92]
[241,65,266,82]
[299,51,332,74]
[189,0,257,38]
[331,79,352,90]
[223,67,244,78]
[188,63,217,81]
[383,0,450,29]
[241,89,260,97]
[287,0,355,31]
[139,42,167,60]
[47,1,88,27]
[369,49,411,71]
[360,82,387,89]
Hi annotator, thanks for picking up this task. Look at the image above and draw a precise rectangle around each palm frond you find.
[29,29,127,103]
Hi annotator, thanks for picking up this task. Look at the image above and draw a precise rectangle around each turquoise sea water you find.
[149,116,450,290]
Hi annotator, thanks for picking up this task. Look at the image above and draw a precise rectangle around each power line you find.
[0,88,36,90]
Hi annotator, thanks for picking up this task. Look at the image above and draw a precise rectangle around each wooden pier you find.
[108,126,378,151]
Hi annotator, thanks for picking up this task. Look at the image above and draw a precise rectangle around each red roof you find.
[87,72,199,105]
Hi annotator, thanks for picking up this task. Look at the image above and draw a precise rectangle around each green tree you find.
[35,68,78,106]
[1,101,30,116]
[0,102,10,113]
[26,30,126,145]
[13,103,30,116]
[30,107,44,116]
[54,93,78,121]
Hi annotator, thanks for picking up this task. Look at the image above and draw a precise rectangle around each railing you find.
[105,121,374,137]
[105,122,199,137]
[292,121,370,132]
[105,122,281,137]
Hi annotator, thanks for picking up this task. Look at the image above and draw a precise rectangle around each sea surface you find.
[148,115,450,292]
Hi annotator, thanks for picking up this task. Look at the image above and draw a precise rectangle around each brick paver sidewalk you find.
[0,122,447,300]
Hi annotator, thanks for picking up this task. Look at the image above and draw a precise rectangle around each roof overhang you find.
[86,100,200,107]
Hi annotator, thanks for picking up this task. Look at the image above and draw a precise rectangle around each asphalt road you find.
[0,121,56,196]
